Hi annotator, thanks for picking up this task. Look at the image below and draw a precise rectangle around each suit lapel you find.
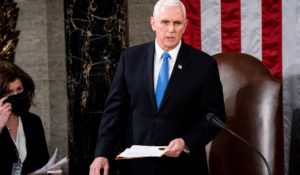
[158,43,191,110]
[145,42,157,109]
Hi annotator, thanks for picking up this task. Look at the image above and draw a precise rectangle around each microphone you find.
[206,113,272,175]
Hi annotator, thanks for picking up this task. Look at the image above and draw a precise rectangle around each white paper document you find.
[116,145,167,160]
[29,148,68,174]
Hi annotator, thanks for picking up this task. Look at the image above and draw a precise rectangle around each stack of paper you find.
[29,148,68,175]
[116,145,167,160]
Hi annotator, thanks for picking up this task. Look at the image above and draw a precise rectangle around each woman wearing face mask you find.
[0,60,49,175]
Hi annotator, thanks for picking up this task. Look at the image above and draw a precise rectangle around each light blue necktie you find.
[156,52,170,108]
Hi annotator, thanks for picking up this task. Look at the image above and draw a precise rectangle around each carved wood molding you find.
[0,0,20,62]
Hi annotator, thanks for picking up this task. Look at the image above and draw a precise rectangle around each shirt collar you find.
[155,40,182,61]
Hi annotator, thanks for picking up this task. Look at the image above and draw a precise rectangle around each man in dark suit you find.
[89,0,226,175]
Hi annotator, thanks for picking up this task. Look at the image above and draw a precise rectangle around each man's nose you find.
[167,24,175,32]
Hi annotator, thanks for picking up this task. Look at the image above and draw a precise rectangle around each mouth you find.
[166,36,175,40]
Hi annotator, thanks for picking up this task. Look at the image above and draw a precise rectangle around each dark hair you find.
[0,60,35,108]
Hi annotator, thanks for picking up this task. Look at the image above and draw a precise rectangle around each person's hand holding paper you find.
[163,138,186,157]
[116,145,167,160]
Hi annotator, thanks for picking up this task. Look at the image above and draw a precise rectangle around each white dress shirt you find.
[11,117,27,162]
[154,41,182,92]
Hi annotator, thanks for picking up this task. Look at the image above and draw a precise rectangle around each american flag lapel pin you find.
[178,64,183,70]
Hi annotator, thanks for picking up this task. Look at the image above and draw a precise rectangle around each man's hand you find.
[89,157,109,175]
[164,138,185,157]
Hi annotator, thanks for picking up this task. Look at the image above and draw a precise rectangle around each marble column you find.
[64,0,128,174]
[15,0,68,173]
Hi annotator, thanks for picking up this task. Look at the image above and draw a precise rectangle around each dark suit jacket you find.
[0,112,49,175]
[95,42,226,175]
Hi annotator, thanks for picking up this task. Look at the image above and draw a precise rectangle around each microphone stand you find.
[207,113,272,175]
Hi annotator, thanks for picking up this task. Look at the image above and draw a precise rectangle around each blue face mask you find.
[4,92,30,116]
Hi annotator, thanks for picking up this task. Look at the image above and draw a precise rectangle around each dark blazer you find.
[95,42,226,175]
[0,112,49,175]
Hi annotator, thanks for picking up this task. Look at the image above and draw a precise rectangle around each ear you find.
[150,16,156,31]
[183,19,188,33]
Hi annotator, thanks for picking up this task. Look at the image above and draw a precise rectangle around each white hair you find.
[153,0,186,19]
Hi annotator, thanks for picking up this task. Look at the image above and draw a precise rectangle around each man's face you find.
[150,5,187,51]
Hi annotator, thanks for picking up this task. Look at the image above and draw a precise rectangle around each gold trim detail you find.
[0,0,20,62]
